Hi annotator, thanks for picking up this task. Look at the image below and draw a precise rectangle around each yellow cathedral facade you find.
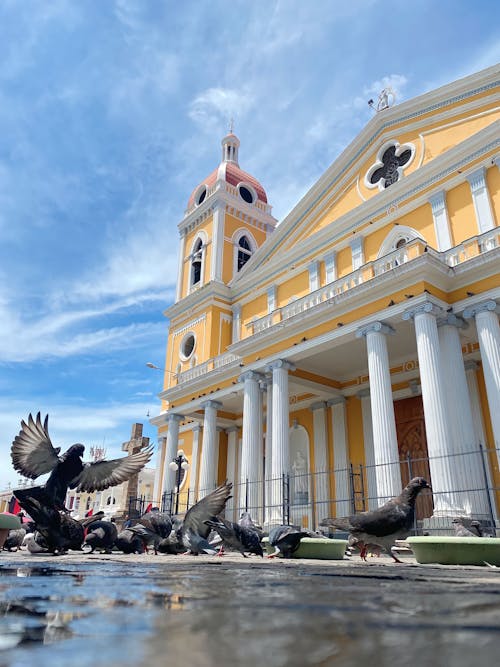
[151,64,500,532]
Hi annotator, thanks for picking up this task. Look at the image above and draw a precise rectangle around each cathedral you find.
[150,64,500,531]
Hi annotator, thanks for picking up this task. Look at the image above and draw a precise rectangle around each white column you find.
[239,371,263,517]
[198,400,222,497]
[438,315,489,515]
[429,191,452,250]
[464,300,500,465]
[357,322,402,503]
[153,436,166,504]
[161,414,184,496]
[175,230,187,302]
[467,167,495,233]
[210,202,225,281]
[266,359,294,525]
[311,402,330,523]
[225,426,238,520]
[359,390,378,510]
[328,397,351,517]
[232,305,241,343]
[263,376,273,525]
[188,424,201,502]
[403,302,463,515]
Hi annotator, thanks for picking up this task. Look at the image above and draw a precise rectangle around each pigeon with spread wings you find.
[181,480,233,555]
[11,412,154,509]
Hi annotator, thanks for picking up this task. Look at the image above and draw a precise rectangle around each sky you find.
[0,0,499,490]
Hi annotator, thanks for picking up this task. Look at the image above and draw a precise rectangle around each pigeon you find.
[82,520,118,553]
[114,529,145,554]
[204,517,264,557]
[128,511,172,554]
[320,477,431,563]
[3,528,26,551]
[238,511,266,539]
[22,532,48,553]
[267,525,310,559]
[11,412,154,510]
[181,481,233,555]
[13,486,84,554]
[452,517,483,537]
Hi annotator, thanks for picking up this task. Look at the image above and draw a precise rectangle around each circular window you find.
[239,185,254,204]
[180,333,196,360]
[195,186,207,205]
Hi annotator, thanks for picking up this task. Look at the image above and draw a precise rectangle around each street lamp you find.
[146,362,177,376]
[168,449,189,515]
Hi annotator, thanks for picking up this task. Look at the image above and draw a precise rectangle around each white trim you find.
[364,139,416,191]
[232,227,257,277]
[429,190,452,250]
[179,331,197,361]
[237,182,257,205]
[377,225,425,258]
[188,231,208,293]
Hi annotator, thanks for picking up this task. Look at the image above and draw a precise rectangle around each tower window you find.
[196,186,207,205]
[191,239,203,285]
[180,333,196,360]
[237,235,252,271]
[239,185,254,204]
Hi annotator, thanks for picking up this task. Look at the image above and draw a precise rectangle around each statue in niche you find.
[291,450,308,505]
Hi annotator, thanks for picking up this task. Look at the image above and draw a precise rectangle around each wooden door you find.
[394,396,434,519]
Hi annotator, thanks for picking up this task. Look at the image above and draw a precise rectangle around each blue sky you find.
[0,0,499,489]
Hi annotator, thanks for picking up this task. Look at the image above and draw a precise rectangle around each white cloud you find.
[188,87,255,128]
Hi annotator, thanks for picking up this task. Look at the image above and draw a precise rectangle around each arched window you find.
[191,238,203,286]
[237,235,252,271]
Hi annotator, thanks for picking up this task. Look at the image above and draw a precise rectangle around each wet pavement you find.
[1,551,500,667]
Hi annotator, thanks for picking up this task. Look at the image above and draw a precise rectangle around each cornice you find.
[164,281,232,320]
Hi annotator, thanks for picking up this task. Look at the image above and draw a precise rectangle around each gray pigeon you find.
[320,477,431,563]
[267,525,310,559]
[452,517,483,537]
[83,520,118,553]
[129,511,173,554]
[115,528,145,554]
[3,528,26,551]
[11,412,154,510]
[181,481,233,555]
[22,532,48,553]
[204,517,264,557]
[238,512,266,539]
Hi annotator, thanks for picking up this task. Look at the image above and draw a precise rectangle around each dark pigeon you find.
[204,517,264,557]
[11,412,154,510]
[128,511,173,554]
[238,512,266,539]
[3,528,26,551]
[320,477,431,562]
[267,525,310,558]
[452,517,483,537]
[83,520,118,553]
[181,481,233,555]
[13,486,84,554]
[115,528,145,554]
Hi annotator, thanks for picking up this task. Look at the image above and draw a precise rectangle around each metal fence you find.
[129,445,500,536]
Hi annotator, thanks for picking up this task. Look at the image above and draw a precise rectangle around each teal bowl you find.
[262,536,347,560]
[407,536,500,566]
[0,513,22,530]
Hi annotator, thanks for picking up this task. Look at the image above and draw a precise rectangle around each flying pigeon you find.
[204,516,264,557]
[128,511,173,554]
[320,477,431,563]
[115,528,145,554]
[452,517,483,537]
[267,525,310,559]
[3,528,26,552]
[181,481,233,555]
[82,520,118,553]
[13,486,84,554]
[11,412,154,510]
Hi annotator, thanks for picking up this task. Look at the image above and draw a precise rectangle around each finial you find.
[229,117,234,134]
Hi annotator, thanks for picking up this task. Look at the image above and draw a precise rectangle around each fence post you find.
[407,453,418,536]
[479,443,496,533]
[282,473,290,525]
[245,478,249,513]
[359,464,365,511]
[349,463,355,513]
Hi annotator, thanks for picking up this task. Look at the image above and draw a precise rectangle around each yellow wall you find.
[447,181,476,245]
[486,164,500,228]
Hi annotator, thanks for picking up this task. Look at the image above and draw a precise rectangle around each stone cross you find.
[121,423,150,519]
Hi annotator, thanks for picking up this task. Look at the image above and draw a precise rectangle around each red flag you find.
[145,502,153,513]
[85,508,93,517]
[8,496,21,515]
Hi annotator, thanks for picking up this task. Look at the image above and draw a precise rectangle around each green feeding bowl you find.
[262,536,348,560]
[0,513,22,530]
[407,536,500,566]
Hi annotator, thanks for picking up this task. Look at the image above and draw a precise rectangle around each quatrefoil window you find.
[365,140,415,191]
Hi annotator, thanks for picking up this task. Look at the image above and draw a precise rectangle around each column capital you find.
[357,388,371,398]
[463,299,500,319]
[327,395,346,407]
[192,423,202,432]
[437,314,468,329]
[200,400,222,410]
[403,301,443,321]
[466,166,487,192]
[225,425,239,434]
[238,370,264,384]
[166,412,184,424]
[464,359,479,372]
[356,321,395,338]
[310,401,327,412]
[428,190,446,214]
[265,359,295,372]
